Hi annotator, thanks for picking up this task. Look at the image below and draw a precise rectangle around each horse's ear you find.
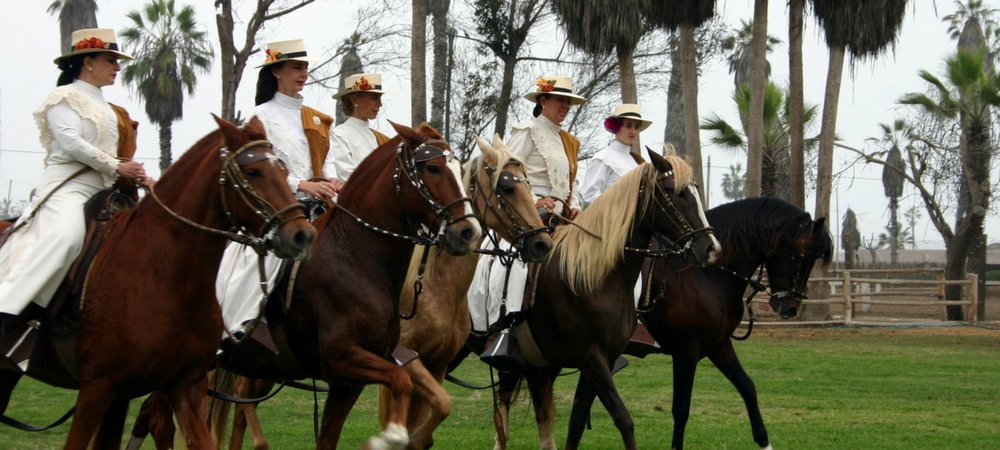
[475,135,497,161]
[492,133,511,154]
[812,217,827,236]
[418,122,443,140]
[212,114,243,148]
[647,146,673,174]
[389,120,415,141]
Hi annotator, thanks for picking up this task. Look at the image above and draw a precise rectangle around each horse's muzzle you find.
[441,218,481,256]
[271,222,317,261]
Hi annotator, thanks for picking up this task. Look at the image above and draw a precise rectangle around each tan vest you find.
[110,103,140,198]
[559,130,581,204]
[301,106,334,179]
[373,129,391,147]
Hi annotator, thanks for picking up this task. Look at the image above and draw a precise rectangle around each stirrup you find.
[480,328,525,372]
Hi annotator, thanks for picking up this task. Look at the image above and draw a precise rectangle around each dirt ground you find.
[745,323,1000,339]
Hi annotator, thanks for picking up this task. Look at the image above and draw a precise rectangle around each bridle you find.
[626,167,714,257]
[146,139,307,256]
[468,158,549,262]
[333,138,474,320]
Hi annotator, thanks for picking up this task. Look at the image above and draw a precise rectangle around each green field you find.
[2,325,998,449]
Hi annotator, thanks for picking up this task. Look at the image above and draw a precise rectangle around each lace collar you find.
[593,140,640,177]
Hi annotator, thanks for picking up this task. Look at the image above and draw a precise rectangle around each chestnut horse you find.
[208,135,552,450]
[0,115,316,449]
[190,122,481,450]
[488,149,720,450]
[633,197,832,450]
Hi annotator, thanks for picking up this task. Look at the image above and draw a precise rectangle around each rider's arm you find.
[46,100,119,178]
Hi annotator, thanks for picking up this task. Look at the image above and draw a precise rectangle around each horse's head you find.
[214,115,316,260]
[390,121,481,256]
[646,148,720,267]
[765,216,833,319]
[467,134,553,263]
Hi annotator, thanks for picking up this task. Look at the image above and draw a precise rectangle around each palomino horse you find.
[194,122,481,450]
[212,135,552,450]
[488,149,720,450]
[632,197,832,450]
[0,115,316,449]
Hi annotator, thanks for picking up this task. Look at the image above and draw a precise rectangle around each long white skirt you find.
[0,162,105,314]
[215,243,282,333]
[468,237,643,333]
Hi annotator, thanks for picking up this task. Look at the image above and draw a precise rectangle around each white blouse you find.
[507,115,579,209]
[580,140,640,204]
[34,79,121,186]
[252,92,335,191]
[330,117,379,180]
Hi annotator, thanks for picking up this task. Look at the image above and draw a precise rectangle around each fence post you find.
[968,273,979,322]
[976,234,986,321]
[843,271,853,325]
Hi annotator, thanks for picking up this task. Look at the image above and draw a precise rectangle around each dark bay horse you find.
[0,115,316,449]
[634,197,832,450]
[490,149,720,450]
[371,134,552,450]
[198,122,482,450]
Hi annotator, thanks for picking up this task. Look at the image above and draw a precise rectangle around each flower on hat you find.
[265,48,287,64]
[353,77,373,91]
[73,36,107,51]
[535,78,556,92]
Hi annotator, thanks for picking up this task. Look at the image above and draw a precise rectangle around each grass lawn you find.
[2,325,998,449]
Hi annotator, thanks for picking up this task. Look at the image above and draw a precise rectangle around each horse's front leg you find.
[401,358,451,450]
[670,353,699,450]
[64,381,116,450]
[324,349,411,450]
[577,358,636,450]
[524,366,561,450]
[708,342,773,450]
[168,374,215,449]
[565,373,598,449]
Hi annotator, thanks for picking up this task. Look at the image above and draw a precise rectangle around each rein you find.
[715,254,810,340]
[468,159,549,259]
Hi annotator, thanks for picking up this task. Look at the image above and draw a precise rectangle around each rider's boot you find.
[480,311,526,372]
[0,312,34,373]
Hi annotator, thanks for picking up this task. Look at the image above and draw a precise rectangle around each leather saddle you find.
[0,189,136,386]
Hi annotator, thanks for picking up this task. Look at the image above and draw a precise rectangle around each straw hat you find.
[523,76,587,105]
[333,73,394,100]
[258,39,321,68]
[605,104,653,132]
[53,28,133,65]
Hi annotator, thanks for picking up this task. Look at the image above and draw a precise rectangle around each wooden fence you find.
[743,268,980,326]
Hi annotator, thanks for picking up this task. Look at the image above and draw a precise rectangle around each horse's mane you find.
[552,155,692,295]
[707,197,824,266]
[462,147,525,190]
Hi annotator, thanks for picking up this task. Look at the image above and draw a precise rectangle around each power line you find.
[0,148,158,161]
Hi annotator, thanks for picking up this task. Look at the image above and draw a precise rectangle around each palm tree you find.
[335,37,364,126]
[429,0,451,131]
[944,0,998,71]
[701,81,819,198]
[551,0,649,104]
[870,119,907,265]
[720,163,745,201]
[722,19,780,91]
[745,0,770,199]
[645,0,718,194]
[412,0,428,126]
[810,0,910,228]
[47,0,98,54]
[788,0,807,208]
[842,208,860,269]
[903,204,922,248]
[120,0,213,171]
[899,49,1000,319]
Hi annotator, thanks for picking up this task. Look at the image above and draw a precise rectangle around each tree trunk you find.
[664,36,685,156]
[158,123,172,171]
[430,11,449,131]
[618,45,639,152]
[216,0,239,123]
[680,24,704,193]
[411,0,428,126]
[788,0,805,208]
[58,0,98,55]
[815,44,845,225]
[493,55,518,138]
[745,0,768,198]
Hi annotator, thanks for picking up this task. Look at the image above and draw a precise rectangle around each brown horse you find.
[632,196,832,450]
[195,122,481,450]
[372,134,552,450]
[211,134,552,450]
[488,149,720,450]
[0,115,316,449]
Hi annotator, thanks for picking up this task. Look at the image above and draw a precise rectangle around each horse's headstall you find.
[222,140,276,168]
[657,170,675,190]
[410,139,450,164]
[497,171,528,189]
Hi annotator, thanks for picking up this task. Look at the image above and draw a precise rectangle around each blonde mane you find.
[463,148,524,190]
[552,156,693,294]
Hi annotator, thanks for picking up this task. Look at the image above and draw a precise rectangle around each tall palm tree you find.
[335,37,364,126]
[723,19,780,90]
[945,0,998,71]
[701,81,818,198]
[645,0,717,194]
[903,204,922,248]
[872,119,907,265]
[412,0,428,126]
[899,49,1000,319]
[841,208,860,270]
[551,0,649,104]
[429,0,451,131]
[120,0,213,171]
[47,0,98,54]
[720,163,745,201]
[745,0,769,198]
[788,0,807,208]
[810,0,909,228]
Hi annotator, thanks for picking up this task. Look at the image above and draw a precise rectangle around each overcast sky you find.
[0,0,997,248]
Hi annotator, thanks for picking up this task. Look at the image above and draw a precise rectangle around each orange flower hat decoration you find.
[535,78,556,92]
[73,37,108,51]
[354,77,374,91]
[264,48,286,64]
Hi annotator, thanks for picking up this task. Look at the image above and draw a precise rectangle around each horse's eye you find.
[244,168,262,178]
[425,164,441,175]
[499,185,515,195]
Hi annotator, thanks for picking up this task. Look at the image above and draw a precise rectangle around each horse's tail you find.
[377,383,393,428]
[205,368,237,449]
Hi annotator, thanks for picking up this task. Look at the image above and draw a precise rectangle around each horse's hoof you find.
[365,423,408,450]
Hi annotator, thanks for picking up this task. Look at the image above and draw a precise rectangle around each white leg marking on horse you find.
[365,422,409,450]
[761,445,774,450]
